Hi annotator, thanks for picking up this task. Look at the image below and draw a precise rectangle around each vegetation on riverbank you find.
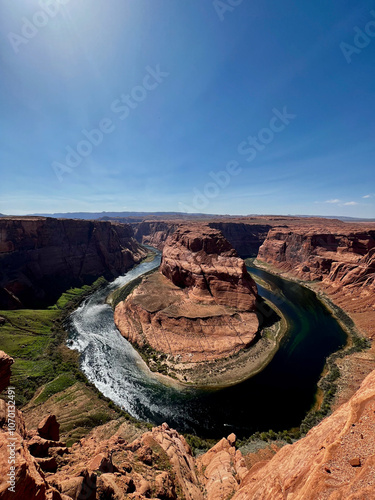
[108,268,157,309]
[0,277,109,406]
[1,251,370,452]
[0,276,154,445]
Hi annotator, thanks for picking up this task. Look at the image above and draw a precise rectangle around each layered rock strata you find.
[257,224,375,338]
[0,217,147,309]
[114,226,259,364]
[208,221,272,257]
[134,220,179,250]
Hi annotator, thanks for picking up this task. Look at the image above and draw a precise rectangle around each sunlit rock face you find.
[160,226,258,311]
[258,224,375,339]
[232,368,375,500]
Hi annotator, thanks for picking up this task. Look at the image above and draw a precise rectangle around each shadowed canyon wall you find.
[0,217,147,309]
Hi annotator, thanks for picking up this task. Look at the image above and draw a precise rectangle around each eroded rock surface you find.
[257,224,375,339]
[2,335,375,499]
[0,351,13,393]
[232,368,375,500]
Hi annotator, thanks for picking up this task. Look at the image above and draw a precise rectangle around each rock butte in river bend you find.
[114,226,259,363]
[132,216,375,339]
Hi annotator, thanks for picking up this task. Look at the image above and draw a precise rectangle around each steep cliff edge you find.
[232,367,375,500]
[257,224,375,339]
[3,348,375,500]
[114,226,261,383]
[0,350,205,500]
[160,226,258,310]
[0,217,147,309]
[208,221,272,257]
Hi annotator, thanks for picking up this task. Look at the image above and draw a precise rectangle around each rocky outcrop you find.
[0,217,147,309]
[0,399,204,499]
[0,351,13,393]
[3,357,375,499]
[114,226,259,367]
[0,399,64,500]
[232,367,375,500]
[37,415,60,442]
[197,433,248,500]
[160,226,257,310]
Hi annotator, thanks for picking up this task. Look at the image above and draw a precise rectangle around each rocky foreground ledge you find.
[114,226,267,385]
[2,347,375,499]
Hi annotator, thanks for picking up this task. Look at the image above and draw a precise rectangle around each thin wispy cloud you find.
[363,194,373,199]
[317,199,361,207]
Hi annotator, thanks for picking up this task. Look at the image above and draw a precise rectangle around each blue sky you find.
[0,0,374,217]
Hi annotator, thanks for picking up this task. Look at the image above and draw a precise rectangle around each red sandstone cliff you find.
[257,224,375,339]
[114,226,259,365]
[133,220,179,250]
[160,226,257,310]
[232,367,375,500]
[0,217,147,309]
[208,221,272,257]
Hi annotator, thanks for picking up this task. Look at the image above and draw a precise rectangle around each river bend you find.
[67,253,346,439]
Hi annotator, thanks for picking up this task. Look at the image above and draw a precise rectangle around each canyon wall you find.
[232,367,375,500]
[0,217,147,309]
[257,224,375,338]
[258,225,375,282]
[134,219,272,256]
[133,220,179,250]
[208,222,272,257]
[2,348,375,500]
